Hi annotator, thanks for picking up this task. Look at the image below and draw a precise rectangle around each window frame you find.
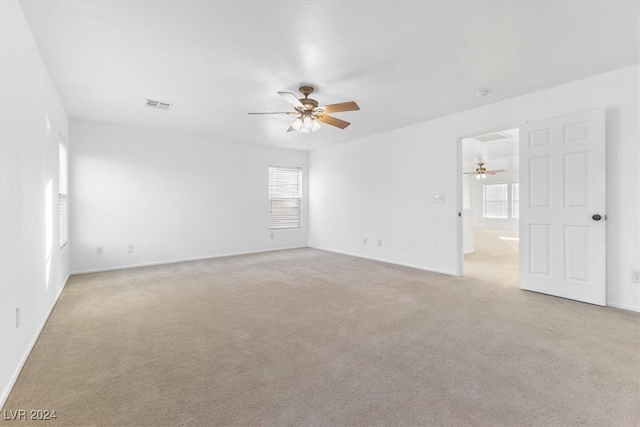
[268,166,302,230]
[512,182,520,219]
[59,137,69,248]
[483,182,509,219]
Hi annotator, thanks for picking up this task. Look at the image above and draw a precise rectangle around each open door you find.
[519,109,606,305]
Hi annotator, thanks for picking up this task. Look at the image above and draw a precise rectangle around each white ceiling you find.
[20,1,639,152]
[461,128,519,174]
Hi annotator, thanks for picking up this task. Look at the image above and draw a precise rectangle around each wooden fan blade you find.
[320,101,360,114]
[287,126,295,132]
[486,169,506,175]
[278,92,304,109]
[248,112,296,115]
[463,172,477,174]
[315,114,350,129]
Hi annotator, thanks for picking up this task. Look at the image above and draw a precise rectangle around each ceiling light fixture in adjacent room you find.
[463,162,505,179]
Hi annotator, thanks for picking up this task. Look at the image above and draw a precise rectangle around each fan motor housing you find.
[300,98,318,109]
[298,86,318,109]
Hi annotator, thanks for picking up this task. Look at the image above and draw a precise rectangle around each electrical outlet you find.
[127,244,134,254]
[96,246,103,255]
[363,237,367,245]
[632,270,640,284]
[378,240,383,247]
[16,307,21,328]
[434,194,445,203]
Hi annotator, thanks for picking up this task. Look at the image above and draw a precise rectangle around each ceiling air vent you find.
[472,131,511,143]
[145,98,172,110]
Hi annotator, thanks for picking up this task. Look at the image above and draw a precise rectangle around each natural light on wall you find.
[45,179,53,289]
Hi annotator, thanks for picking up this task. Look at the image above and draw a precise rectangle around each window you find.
[512,183,520,219]
[483,183,508,218]
[59,139,68,247]
[269,166,301,229]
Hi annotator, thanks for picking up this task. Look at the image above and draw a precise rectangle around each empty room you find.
[1,1,639,425]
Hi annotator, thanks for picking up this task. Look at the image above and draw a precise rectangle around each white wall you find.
[0,1,70,406]
[309,65,640,312]
[70,121,308,273]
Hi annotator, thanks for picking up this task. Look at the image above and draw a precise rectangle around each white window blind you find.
[483,183,508,218]
[59,140,68,247]
[269,166,301,229]
[512,182,520,219]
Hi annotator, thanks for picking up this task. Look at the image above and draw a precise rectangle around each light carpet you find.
[2,248,639,426]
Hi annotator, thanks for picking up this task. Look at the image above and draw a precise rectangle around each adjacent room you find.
[1,1,639,425]
[461,129,520,285]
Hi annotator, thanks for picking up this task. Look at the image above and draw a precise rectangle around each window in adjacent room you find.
[483,183,508,219]
[59,138,68,247]
[268,166,302,229]
[512,182,520,219]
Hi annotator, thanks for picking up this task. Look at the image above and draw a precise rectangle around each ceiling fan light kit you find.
[290,115,321,133]
[249,86,359,134]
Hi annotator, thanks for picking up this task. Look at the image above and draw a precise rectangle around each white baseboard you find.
[309,245,458,276]
[606,301,640,312]
[70,246,309,275]
[1,274,70,409]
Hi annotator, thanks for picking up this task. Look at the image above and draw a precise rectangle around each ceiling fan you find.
[249,86,359,133]
[463,162,505,179]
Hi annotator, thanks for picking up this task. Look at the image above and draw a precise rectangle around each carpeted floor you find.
[464,228,519,287]
[2,247,639,426]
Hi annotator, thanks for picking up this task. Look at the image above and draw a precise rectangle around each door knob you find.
[592,214,602,221]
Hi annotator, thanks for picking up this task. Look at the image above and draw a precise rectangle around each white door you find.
[519,109,606,305]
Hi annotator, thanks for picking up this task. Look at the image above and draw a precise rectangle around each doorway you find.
[460,128,520,286]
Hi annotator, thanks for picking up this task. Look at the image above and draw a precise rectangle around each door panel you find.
[519,109,606,305]
[529,224,551,277]
[529,156,551,207]
[564,152,589,207]
[563,225,589,282]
